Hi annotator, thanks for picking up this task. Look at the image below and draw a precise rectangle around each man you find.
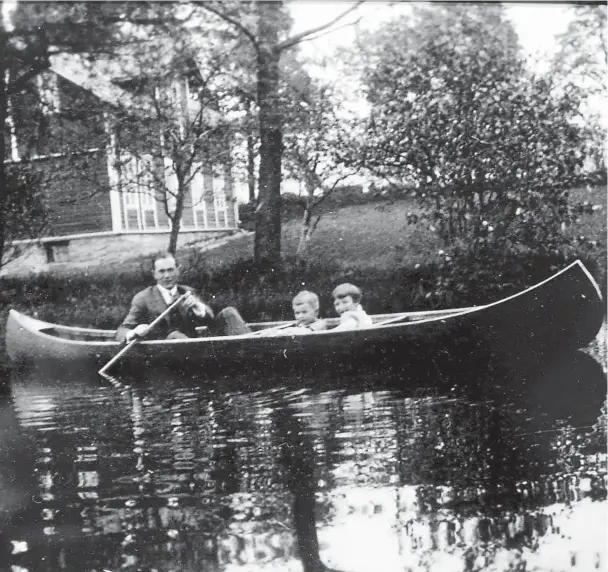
[116,252,250,342]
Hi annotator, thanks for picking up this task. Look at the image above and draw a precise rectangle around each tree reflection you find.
[273,402,333,572]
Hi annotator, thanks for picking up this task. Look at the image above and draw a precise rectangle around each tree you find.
[105,10,243,255]
[282,73,360,258]
[356,4,588,264]
[114,80,233,256]
[553,4,607,96]
[201,0,363,266]
[553,4,607,173]
[0,2,178,264]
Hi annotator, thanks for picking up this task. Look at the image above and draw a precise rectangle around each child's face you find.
[293,302,317,325]
[334,295,357,315]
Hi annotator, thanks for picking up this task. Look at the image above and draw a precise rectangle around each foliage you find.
[0,164,48,267]
[355,3,591,271]
[553,4,607,96]
[552,4,607,173]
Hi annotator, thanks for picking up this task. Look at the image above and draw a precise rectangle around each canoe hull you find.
[5,261,604,379]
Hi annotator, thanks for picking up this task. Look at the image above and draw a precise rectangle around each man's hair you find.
[292,290,320,311]
[153,251,177,269]
[332,283,362,303]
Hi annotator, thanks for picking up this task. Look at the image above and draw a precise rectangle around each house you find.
[2,52,241,273]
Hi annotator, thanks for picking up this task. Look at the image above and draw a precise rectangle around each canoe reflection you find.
[0,350,605,571]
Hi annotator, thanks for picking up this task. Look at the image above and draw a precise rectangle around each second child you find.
[331,283,373,331]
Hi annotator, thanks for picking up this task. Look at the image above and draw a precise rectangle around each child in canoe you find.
[292,290,328,332]
[331,283,374,331]
[262,290,328,336]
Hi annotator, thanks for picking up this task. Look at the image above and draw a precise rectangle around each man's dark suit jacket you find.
[116,284,215,342]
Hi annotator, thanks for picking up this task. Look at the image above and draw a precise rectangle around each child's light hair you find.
[332,283,362,304]
[292,290,320,311]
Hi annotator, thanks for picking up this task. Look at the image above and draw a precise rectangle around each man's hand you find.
[181,292,207,318]
[125,324,151,342]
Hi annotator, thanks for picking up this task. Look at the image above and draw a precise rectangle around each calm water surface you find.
[0,352,606,572]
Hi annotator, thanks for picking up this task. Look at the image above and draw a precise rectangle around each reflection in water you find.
[0,351,605,572]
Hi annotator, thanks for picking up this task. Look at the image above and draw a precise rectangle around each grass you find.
[189,197,441,274]
[185,185,607,279]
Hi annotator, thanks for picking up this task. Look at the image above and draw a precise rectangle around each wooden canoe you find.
[4,261,604,376]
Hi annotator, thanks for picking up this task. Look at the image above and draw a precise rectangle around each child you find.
[331,283,373,331]
[291,290,327,332]
[262,290,327,336]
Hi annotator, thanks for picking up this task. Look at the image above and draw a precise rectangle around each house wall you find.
[5,71,115,238]
[7,72,107,159]
[1,229,240,277]
[31,150,114,236]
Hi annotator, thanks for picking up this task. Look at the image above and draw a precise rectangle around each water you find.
[0,351,606,572]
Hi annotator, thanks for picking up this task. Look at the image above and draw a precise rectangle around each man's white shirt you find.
[157,285,207,318]
[156,284,179,306]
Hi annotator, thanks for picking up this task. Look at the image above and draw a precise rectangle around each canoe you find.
[4,261,604,377]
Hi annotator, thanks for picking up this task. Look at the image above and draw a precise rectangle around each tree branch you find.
[277,1,365,51]
[285,15,363,48]
[197,3,259,50]
[312,173,351,208]
[6,65,47,94]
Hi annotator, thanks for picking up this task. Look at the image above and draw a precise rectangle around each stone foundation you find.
[1,229,240,277]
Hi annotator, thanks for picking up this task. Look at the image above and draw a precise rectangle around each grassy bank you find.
[1,186,605,365]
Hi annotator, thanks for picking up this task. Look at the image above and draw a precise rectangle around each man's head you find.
[292,290,320,326]
[153,252,179,290]
[332,283,362,316]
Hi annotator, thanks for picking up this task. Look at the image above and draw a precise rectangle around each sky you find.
[2,0,573,58]
[1,1,576,75]
[287,1,573,68]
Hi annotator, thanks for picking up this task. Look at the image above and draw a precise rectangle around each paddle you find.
[250,308,467,337]
[251,312,414,335]
[98,292,189,377]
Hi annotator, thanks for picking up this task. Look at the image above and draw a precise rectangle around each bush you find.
[358,3,595,277]
[430,248,606,310]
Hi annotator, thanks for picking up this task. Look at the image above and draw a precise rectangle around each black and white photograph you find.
[1,1,606,570]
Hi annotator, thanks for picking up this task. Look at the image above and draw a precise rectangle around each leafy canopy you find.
[357,4,588,261]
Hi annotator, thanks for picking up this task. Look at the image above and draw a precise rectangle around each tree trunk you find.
[254,1,283,266]
[247,100,256,204]
[275,407,330,572]
[0,19,8,267]
[296,202,313,258]
[296,174,318,259]
[168,179,186,255]
[247,130,256,204]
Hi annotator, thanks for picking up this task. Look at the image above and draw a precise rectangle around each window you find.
[213,175,228,227]
[36,73,61,115]
[121,154,159,231]
[44,241,70,263]
[4,71,19,161]
[190,167,208,229]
